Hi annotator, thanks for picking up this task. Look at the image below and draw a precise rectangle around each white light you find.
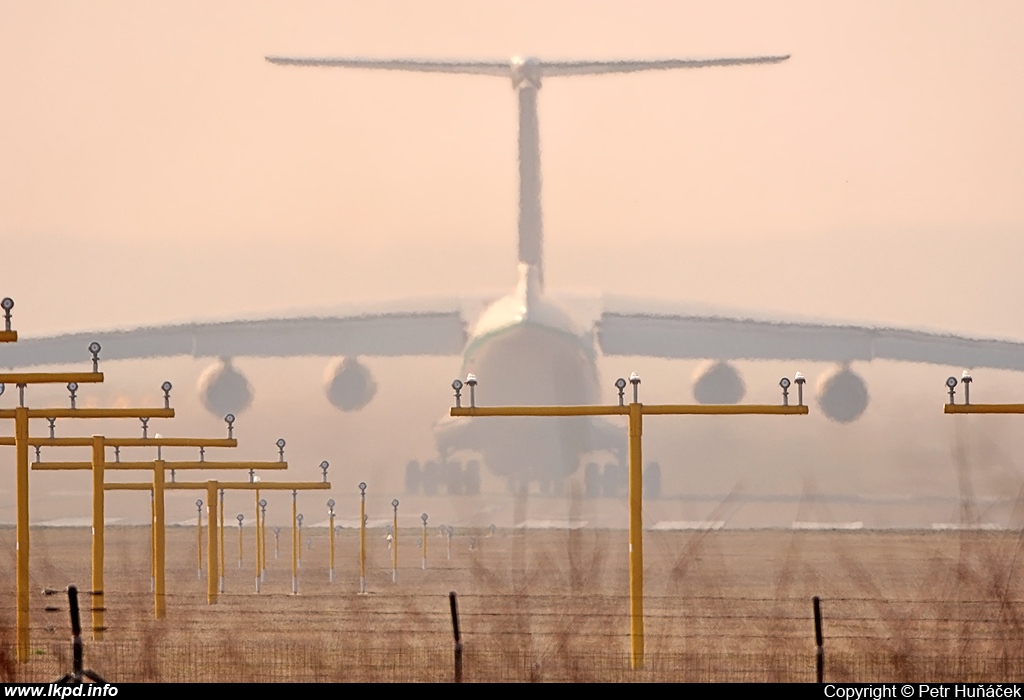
[962,370,972,381]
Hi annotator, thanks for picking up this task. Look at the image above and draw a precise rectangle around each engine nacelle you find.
[816,366,869,423]
[197,358,253,417]
[692,360,746,404]
[323,357,377,412]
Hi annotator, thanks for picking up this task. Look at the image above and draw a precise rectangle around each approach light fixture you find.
[946,376,958,404]
[88,342,101,372]
[961,370,973,404]
[794,372,806,406]
[615,377,627,406]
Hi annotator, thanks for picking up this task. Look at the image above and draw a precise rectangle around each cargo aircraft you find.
[6,54,1024,494]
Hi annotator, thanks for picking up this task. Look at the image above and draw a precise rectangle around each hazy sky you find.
[2,2,1023,523]
[2,1,1022,331]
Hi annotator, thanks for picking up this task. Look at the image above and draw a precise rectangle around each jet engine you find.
[816,365,869,423]
[197,358,253,417]
[323,357,377,411]
[692,360,746,404]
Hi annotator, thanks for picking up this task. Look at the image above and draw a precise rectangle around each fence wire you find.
[5,641,1024,682]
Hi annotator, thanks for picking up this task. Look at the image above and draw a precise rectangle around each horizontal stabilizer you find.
[542,55,790,77]
[265,56,510,76]
[265,55,790,79]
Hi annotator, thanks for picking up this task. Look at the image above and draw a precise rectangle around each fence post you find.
[53,585,108,684]
[449,591,463,683]
[813,595,824,683]
[69,586,83,679]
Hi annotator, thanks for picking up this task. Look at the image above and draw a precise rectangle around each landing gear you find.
[422,460,439,495]
[602,463,627,498]
[443,461,464,495]
[506,474,563,495]
[405,459,481,495]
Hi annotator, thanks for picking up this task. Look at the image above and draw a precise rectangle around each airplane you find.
[6,53,1024,497]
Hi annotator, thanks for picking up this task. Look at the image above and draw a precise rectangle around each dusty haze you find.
[2,1,1023,527]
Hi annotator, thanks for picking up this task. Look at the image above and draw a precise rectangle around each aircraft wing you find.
[597,308,1024,371]
[0,311,467,368]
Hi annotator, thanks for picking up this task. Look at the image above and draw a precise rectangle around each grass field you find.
[2,524,1024,682]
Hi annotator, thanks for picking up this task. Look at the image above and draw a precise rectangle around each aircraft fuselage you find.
[435,265,620,485]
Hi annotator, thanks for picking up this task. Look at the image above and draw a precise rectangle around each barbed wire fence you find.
[4,589,1024,682]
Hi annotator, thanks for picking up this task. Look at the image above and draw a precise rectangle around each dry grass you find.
[2,522,1024,682]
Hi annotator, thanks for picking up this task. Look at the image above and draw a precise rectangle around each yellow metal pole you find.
[196,500,203,580]
[153,460,166,619]
[328,500,336,584]
[255,490,261,593]
[91,436,105,640]
[4,367,125,660]
[260,501,268,581]
[91,478,323,609]
[13,421,248,627]
[628,403,644,670]
[944,403,1024,414]
[0,372,103,386]
[27,438,276,614]
[15,406,29,662]
[206,481,219,604]
[291,490,298,594]
[447,376,808,672]
[421,514,428,570]
[150,490,156,595]
[392,499,399,584]
[359,482,367,594]
[218,489,225,594]
[448,404,807,418]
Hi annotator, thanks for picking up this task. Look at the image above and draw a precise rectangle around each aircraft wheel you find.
[444,461,463,495]
[603,463,626,498]
[423,460,439,496]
